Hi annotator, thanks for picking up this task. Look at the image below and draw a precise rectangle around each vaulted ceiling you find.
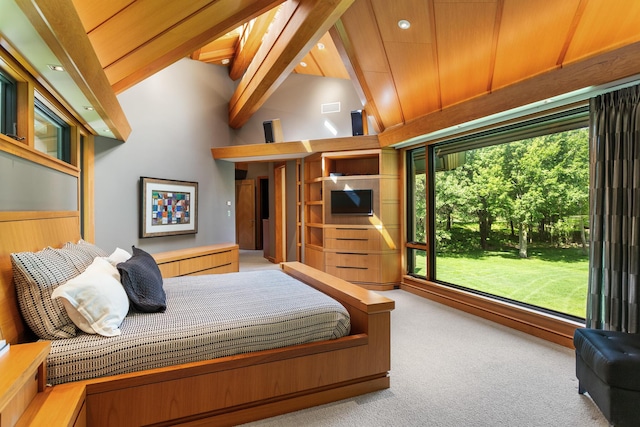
[11,0,640,145]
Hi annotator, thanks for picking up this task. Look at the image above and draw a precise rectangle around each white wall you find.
[94,59,236,253]
[232,73,367,145]
[94,63,364,256]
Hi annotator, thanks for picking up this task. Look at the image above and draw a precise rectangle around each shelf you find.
[303,148,400,289]
[323,174,381,181]
[304,243,324,251]
[212,135,381,162]
[305,222,324,228]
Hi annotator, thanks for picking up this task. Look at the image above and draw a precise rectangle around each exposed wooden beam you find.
[17,0,131,140]
[194,34,239,64]
[212,135,381,162]
[229,7,280,81]
[378,40,640,147]
[228,0,355,129]
[105,0,285,94]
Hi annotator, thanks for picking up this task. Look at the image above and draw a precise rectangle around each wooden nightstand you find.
[0,341,50,427]
[0,342,86,427]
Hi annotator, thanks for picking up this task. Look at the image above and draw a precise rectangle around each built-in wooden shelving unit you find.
[304,149,401,290]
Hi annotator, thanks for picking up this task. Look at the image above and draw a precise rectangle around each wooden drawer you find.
[179,254,215,275]
[325,227,378,240]
[324,227,400,251]
[326,265,379,283]
[157,262,180,278]
[324,237,374,251]
[190,262,238,276]
[325,252,370,268]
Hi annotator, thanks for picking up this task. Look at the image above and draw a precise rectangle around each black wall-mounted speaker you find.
[351,110,368,136]
[263,119,283,143]
[263,120,275,143]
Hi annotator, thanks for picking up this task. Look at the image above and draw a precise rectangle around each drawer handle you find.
[336,266,367,270]
[336,228,364,231]
[336,238,367,241]
[336,252,367,256]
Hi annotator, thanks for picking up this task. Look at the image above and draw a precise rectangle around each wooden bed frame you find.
[0,211,394,427]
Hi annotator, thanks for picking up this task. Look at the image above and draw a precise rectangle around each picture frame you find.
[140,177,198,238]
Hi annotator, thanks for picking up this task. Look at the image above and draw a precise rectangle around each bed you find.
[0,211,394,427]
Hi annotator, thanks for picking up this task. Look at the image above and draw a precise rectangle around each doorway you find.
[256,176,269,250]
[235,179,256,250]
[274,164,286,263]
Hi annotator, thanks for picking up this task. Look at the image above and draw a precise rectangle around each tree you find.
[413,172,427,243]
[463,146,511,249]
[433,127,589,257]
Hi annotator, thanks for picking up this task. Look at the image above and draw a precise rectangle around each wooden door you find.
[235,179,256,250]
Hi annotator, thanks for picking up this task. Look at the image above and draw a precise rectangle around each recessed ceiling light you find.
[221,58,230,65]
[300,61,307,67]
[398,19,411,30]
[47,64,65,72]
[317,42,325,50]
[83,106,94,111]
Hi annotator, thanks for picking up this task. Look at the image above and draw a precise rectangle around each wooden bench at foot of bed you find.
[0,211,394,427]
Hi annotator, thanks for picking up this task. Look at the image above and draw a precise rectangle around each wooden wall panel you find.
[362,71,404,126]
[386,41,440,121]
[340,0,388,73]
[435,1,497,107]
[492,0,580,90]
[565,0,640,63]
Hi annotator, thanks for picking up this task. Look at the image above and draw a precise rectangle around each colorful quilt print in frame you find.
[140,177,198,237]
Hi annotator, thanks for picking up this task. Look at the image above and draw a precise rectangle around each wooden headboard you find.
[0,211,81,344]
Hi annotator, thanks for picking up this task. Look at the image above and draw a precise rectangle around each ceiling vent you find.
[321,102,341,114]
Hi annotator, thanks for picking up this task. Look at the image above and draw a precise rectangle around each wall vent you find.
[321,102,341,114]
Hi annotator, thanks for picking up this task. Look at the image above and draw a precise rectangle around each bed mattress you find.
[46,269,351,385]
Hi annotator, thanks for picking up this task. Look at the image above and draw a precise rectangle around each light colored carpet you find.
[239,250,280,271]
[238,252,608,426]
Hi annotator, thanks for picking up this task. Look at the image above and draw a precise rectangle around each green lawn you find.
[414,247,589,318]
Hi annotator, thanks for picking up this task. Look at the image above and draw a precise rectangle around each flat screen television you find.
[330,189,373,216]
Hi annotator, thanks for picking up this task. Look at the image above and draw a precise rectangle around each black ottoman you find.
[574,328,640,427]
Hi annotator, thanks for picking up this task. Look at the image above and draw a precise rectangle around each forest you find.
[413,128,590,317]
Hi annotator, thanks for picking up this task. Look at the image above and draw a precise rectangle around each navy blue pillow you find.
[117,246,166,312]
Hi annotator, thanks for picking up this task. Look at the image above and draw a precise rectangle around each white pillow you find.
[105,247,131,267]
[51,257,129,337]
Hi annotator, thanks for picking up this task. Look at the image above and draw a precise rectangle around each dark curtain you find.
[587,85,640,332]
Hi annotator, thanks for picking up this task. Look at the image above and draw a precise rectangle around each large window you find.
[407,107,590,319]
[0,71,17,137]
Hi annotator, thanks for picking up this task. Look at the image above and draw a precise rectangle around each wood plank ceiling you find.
[68,0,640,143]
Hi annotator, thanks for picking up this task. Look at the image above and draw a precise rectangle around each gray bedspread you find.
[46,269,351,385]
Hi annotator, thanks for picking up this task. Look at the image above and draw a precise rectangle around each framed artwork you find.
[140,177,198,238]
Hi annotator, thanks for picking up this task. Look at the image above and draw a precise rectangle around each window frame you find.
[404,105,590,321]
[34,97,71,163]
[0,69,17,137]
[405,147,429,278]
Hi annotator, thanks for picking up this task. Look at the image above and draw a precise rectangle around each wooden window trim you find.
[401,275,582,348]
